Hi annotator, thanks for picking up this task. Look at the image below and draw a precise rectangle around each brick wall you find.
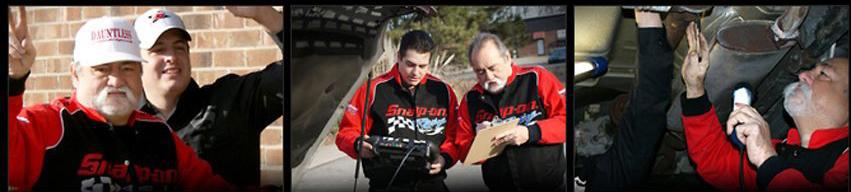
[12,6,283,186]
[518,30,565,57]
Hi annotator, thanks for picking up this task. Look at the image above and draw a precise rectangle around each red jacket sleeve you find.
[682,103,758,192]
[531,67,567,144]
[455,95,475,164]
[335,81,374,159]
[172,134,236,191]
[8,91,63,189]
[439,83,461,168]
[820,152,849,191]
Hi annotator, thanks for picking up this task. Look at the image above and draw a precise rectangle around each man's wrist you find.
[255,8,283,33]
[685,87,705,99]
[755,151,778,168]
[681,90,712,116]
[10,71,31,96]
[525,124,541,144]
[10,69,31,80]
[354,137,364,153]
[635,11,663,28]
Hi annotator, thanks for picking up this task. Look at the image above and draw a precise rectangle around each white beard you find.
[783,82,812,117]
[93,86,138,117]
[482,78,506,94]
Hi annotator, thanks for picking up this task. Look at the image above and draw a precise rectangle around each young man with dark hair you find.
[336,30,461,191]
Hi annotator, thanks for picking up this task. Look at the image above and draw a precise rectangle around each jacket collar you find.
[786,126,849,149]
[140,79,201,124]
[64,92,143,126]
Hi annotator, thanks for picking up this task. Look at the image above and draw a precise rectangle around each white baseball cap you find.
[134,8,192,50]
[73,17,145,67]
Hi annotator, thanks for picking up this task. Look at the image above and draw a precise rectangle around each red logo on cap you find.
[90,28,133,43]
[150,10,169,23]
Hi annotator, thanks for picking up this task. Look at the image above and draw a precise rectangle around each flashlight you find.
[574,56,608,83]
[730,82,754,149]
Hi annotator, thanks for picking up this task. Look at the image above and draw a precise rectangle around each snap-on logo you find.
[385,104,447,117]
[77,153,177,185]
[475,100,540,123]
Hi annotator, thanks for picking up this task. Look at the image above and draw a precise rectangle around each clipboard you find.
[463,119,520,165]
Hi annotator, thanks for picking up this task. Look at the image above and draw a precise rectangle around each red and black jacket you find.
[335,64,461,183]
[682,93,849,191]
[456,64,567,191]
[8,73,234,191]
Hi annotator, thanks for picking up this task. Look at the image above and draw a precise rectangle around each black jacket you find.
[457,65,568,191]
[583,27,675,191]
[140,31,283,186]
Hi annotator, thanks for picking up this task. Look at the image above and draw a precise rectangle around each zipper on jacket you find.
[407,85,420,140]
[479,92,503,120]
[107,124,136,190]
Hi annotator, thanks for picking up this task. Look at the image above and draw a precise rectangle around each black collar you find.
[140,79,203,130]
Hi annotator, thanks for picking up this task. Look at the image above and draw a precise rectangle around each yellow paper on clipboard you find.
[463,119,520,165]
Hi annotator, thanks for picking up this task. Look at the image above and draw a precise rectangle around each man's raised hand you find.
[8,6,35,79]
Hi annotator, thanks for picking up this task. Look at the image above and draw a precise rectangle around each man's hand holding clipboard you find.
[463,119,522,165]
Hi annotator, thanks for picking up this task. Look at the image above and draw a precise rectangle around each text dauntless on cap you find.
[73,17,144,67]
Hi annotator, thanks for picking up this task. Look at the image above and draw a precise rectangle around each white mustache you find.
[783,81,812,117]
[93,86,138,116]
[97,86,135,101]
[483,78,506,93]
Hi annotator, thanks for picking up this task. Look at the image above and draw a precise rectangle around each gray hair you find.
[72,61,83,73]
[70,61,85,89]
[467,32,510,64]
